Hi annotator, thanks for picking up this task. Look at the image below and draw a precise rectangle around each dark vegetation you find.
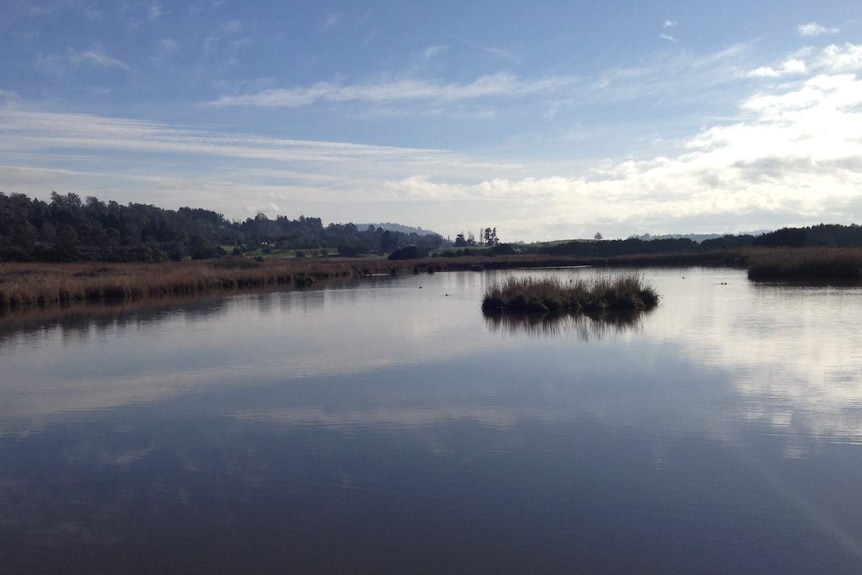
[0,191,444,263]
[537,223,862,257]
[4,191,861,270]
[482,275,659,317]
[744,248,862,283]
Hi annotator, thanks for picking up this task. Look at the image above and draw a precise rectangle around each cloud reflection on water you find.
[1,269,862,452]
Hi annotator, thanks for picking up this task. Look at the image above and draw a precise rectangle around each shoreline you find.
[1,247,860,316]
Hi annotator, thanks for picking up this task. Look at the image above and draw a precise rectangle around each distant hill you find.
[357,222,441,237]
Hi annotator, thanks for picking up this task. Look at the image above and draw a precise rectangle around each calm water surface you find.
[2,268,862,574]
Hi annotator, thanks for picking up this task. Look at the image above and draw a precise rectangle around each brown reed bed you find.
[481,274,659,316]
[0,254,661,313]
[3,245,857,316]
[743,247,862,283]
[0,257,391,312]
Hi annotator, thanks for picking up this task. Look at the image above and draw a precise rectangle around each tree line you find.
[0,191,445,263]
[539,223,862,258]
[4,190,858,264]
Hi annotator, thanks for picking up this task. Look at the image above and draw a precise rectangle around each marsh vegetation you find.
[745,248,862,283]
[481,274,659,316]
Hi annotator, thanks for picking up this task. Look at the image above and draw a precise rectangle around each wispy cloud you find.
[148,2,164,21]
[322,12,343,29]
[204,19,251,56]
[663,20,677,28]
[588,42,753,107]
[37,45,130,75]
[660,33,678,44]
[0,88,21,103]
[423,45,448,61]
[157,38,177,52]
[798,22,840,37]
[72,45,130,70]
[6,40,862,239]
[28,0,103,21]
[209,73,578,108]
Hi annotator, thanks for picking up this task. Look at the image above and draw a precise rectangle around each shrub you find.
[388,245,426,260]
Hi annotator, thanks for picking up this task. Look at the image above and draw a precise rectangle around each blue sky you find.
[1,1,861,241]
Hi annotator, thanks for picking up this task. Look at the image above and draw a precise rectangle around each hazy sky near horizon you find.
[1,1,861,241]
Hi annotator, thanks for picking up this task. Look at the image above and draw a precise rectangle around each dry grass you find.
[0,258,395,311]
[743,247,862,282]
[0,254,663,313]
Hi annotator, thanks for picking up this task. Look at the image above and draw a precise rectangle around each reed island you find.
[481,274,659,316]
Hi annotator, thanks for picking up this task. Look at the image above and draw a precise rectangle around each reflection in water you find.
[3,269,862,574]
[0,294,230,350]
[484,310,647,340]
[644,272,862,451]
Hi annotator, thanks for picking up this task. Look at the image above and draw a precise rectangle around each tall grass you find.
[744,247,862,282]
[481,274,659,316]
[0,258,378,311]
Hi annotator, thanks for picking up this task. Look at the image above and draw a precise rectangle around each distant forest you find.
[2,191,862,263]
[537,224,862,258]
[0,191,444,262]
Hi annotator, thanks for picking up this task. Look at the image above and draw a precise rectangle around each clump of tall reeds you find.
[481,274,659,316]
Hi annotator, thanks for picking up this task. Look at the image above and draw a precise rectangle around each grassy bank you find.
[481,274,659,316]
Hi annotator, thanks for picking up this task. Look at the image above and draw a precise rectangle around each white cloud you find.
[748,58,807,78]
[663,20,677,28]
[817,43,862,73]
[659,33,677,44]
[798,22,840,37]
[210,73,578,108]
[7,42,862,240]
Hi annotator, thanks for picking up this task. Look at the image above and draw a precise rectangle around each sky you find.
[1,1,861,242]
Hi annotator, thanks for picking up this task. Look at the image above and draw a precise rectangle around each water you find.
[2,268,862,574]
